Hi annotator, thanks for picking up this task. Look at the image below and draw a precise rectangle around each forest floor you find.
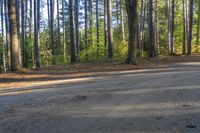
[1,55,200,89]
[1,55,200,132]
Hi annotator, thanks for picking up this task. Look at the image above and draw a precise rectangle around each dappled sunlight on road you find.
[0,77,101,96]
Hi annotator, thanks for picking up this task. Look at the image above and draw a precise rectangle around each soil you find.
[1,55,200,133]
[1,55,200,89]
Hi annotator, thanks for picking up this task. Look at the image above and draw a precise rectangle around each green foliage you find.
[40,32,54,66]
[25,37,34,68]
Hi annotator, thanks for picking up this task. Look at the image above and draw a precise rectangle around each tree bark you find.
[62,0,66,62]
[125,0,138,64]
[34,0,40,67]
[50,0,56,64]
[75,0,80,54]
[104,0,107,56]
[196,0,200,52]
[1,3,6,71]
[149,0,157,57]
[21,0,26,66]
[119,0,125,45]
[182,0,186,54]
[4,0,11,70]
[187,0,193,55]
[85,0,88,48]
[170,0,175,54]
[16,0,21,66]
[8,0,20,71]
[89,0,94,46]
[57,0,61,55]
[69,0,76,63]
[107,0,114,58]
[30,0,34,66]
[96,0,100,59]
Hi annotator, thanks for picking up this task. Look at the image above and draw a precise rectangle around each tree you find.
[0,2,6,71]
[104,0,107,55]
[30,0,34,66]
[154,0,159,54]
[16,0,21,66]
[34,0,40,67]
[125,0,138,64]
[21,0,25,66]
[119,0,125,45]
[107,0,113,58]
[8,0,20,71]
[187,0,193,55]
[170,0,175,55]
[62,0,66,62]
[75,0,80,54]
[96,0,100,59]
[196,0,200,50]
[69,0,76,63]
[4,0,11,70]
[139,0,146,54]
[85,0,88,48]
[182,0,186,54]
[149,0,157,57]
[166,0,176,55]
[57,0,61,55]
[50,0,56,64]
[89,0,94,46]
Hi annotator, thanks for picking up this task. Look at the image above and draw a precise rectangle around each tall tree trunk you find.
[89,0,94,46]
[0,3,2,72]
[149,0,157,57]
[62,0,66,62]
[196,0,200,52]
[116,0,119,25]
[69,0,76,63]
[37,0,40,66]
[154,0,159,54]
[47,0,50,35]
[57,0,61,55]
[50,0,56,64]
[167,0,171,54]
[182,0,186,54]
[29,0,32,37]
[8,0,20,71]
[96,0,100,59]
[139,0,144,50]
[21,0,26,66]
[170,0,175,54]
[30,0,34,66]
[24,0,28,67]
[166,0,174,55]
[16,0,21,66]
[104,0,107,56]
[34,0,40,67]
[75,0,80,55]
[85,0,88,48]
[4,0,11,70]
[125,0,138,64]
[186,0,189,53]
[107,0,114,58]
[1,3,6,71]
[141,0,147,56]
[187,0,193,55]
[119,0,125,45]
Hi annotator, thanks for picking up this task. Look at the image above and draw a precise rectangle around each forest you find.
[0,0,198,72]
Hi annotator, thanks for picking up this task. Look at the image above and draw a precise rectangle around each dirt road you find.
[1,62,200,133]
